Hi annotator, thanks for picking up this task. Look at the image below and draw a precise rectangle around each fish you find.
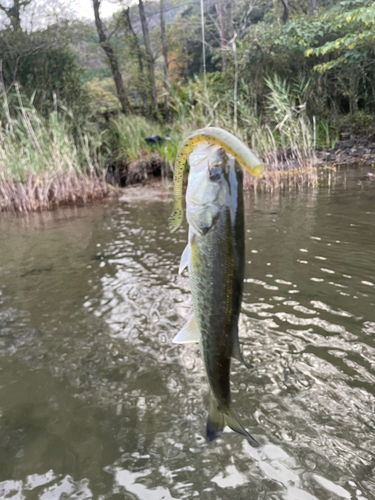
[172,141,260,446]
[168,127,263,233]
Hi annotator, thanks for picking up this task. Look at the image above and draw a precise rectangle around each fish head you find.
[186,144,229,236]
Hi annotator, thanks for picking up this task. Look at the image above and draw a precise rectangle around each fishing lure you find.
[168,127,263,232]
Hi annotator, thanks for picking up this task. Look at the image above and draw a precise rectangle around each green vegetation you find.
[0,0,374,211]
[0,90,107,212]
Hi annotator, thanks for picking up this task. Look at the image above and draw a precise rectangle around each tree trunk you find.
[92,0,130,114]
[280,0,289,24]
[138,0,159,118]
[307,0,316,16]
[123,7,148,116]
[160,0,171,123]
[215,0,227,70]
[225,0,232,41]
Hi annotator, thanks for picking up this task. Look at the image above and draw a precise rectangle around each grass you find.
[0,76,328,213]
[0,88,108,212]
[108,75,321,192]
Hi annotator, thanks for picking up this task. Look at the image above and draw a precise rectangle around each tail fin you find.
[206,393,259,447]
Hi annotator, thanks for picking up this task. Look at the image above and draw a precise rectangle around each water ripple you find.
[0,178,375,499]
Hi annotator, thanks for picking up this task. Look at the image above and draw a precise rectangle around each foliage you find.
[305,1,375,72]
[0,24,89,115]
[234,0,375,117]
[0,90,103,183]
[0,0,374,200]
[339,110,375,135]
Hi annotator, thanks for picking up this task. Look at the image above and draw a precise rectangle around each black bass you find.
[168,127,263,233]
[172,140,260,445]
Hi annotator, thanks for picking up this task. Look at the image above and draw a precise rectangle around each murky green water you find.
[0,170,375,500]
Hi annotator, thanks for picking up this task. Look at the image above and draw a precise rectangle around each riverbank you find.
[2,141,375,213]
[1,91,374,213]
[0,172,109,213]
[316,136,375,168]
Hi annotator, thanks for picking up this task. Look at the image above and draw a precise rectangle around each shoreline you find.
[1,138,374,214]
[315,136,375,168]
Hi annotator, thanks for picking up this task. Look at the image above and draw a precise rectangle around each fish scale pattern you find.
[187,170,244,413]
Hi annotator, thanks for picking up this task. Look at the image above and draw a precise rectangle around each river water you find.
[0,170,374,500]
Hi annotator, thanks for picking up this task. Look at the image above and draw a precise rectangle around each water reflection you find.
[0,170,375,499]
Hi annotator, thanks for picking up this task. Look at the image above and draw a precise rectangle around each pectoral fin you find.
[172,315,200,343]
[178,244,189,274]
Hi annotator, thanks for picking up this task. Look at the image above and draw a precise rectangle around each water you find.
[0,171,374,500]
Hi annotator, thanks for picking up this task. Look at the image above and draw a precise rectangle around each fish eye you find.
[208,166,222,182]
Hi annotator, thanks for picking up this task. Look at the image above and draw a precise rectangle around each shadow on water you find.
[0,170,375,499]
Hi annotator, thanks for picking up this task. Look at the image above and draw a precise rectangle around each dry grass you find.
[0,88,109,213]
[244,153,318,192]
[0,76,325,215]
[0,172,109,213]
[168,76,321,192]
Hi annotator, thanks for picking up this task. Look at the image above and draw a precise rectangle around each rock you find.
[351,148,364,158]
[359,138,370,146]
[145,135,163,144]
[105,158,128,187]
[126,153,165,185]
[341,139,355,149]
[339,132,351,141]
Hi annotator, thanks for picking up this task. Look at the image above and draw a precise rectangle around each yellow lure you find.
[168,127,263,232]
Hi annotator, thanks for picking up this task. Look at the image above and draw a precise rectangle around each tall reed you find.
[166,75,319,191]
[0,90,108,212]
[1,76,324,214]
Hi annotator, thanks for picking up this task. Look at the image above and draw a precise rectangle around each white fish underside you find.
[173,143,219,345]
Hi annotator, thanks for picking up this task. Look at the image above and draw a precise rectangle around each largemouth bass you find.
[168,127,263,233]
[173,142,259,445]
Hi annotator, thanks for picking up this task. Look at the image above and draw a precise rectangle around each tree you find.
[160,0,171,122]
[280,0,289,24]
[307,0,317,16]
[138,0,158,118]
[92,0,130,114]
[123,7,148,115]
[0,0,31,31]
[215,0,232,70]
[305,0,375,113]
[0,25,89,114]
